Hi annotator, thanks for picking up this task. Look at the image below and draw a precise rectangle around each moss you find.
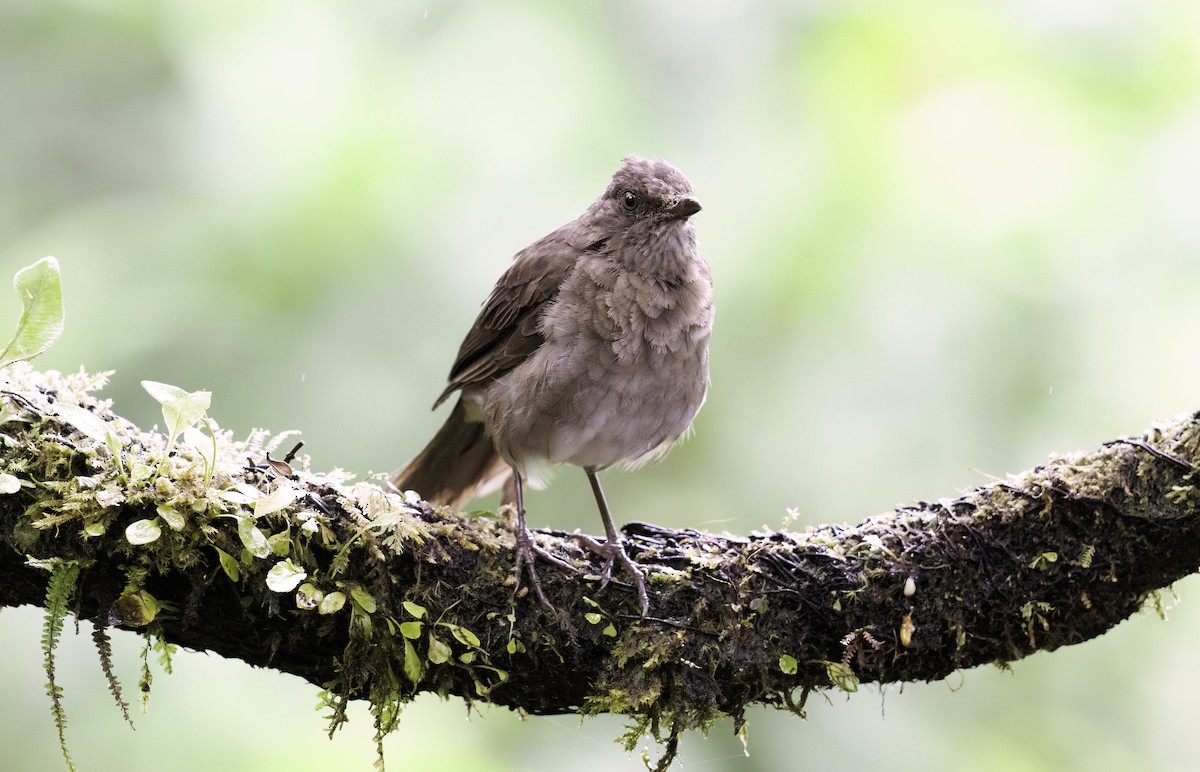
[0,364,509,766]
[4,366,1200,770]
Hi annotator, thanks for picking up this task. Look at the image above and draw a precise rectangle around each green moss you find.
[6,363,1200,770]
[0,364,506,769]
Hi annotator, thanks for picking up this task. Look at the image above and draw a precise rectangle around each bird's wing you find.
[432,230,581,408]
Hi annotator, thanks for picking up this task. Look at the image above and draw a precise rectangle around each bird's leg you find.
[509,470,576,613]
[510,471,554,612]
[576,468,650,616]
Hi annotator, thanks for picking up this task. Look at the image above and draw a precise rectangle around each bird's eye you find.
[622,191,638,211]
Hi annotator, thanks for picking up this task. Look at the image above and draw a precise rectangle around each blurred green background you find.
[3,1,1200,770]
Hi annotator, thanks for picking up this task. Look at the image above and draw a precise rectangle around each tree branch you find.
[2,364,1199,752]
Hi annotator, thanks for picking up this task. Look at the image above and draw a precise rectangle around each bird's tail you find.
[392,398,512,508]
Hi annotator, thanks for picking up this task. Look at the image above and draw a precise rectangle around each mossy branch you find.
[2,364,1200,754]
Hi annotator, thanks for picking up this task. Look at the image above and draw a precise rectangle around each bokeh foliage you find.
[2,1,1200,770]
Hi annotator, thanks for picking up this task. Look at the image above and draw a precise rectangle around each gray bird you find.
[393,156,713,614]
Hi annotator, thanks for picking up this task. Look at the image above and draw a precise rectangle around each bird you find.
[393,155,713,615]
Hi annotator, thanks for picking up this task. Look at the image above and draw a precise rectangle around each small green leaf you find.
[354,607,373,638]
[254,484,300,517]
[52,403,110,446]
[349,585,376,614]
[267,530,291,557]
[236,517,270,558]
[105,429,125,470]
[141,380,211,450]
[181,425,217,481]
[779,654,798,675]
[0,473,21,493]
[156,505,186,531]
[506,638,518,654]
[1030,551,1059,570]
[319,591,347,615]
[584,612,602,625]
[602,623,617,637]
[266,559,307,592]
[398,621,423,640]
[402,638,422,682]
[447,624,480,648]
[0,256,64,368]
[401,600,427,619]
[479,665,508,683]
[295,582,322,610]
[213,547,240,582]
[218,484,259,506]
[427,635,451,665]
[125,518,162,545]
[458,651,476,664]
[825,661,859,693]
[83,522,106,538]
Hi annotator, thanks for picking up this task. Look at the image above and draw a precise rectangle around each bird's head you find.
[603,155,701,225]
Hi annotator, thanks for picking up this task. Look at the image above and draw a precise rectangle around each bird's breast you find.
[483,256,713,473]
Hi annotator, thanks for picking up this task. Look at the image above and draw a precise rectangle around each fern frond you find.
[41,558,80,772]
[150,627,177,675]
[91,622,134,728]
[318,686,350,739]
[137,635,154,714]
[371,709,387,772]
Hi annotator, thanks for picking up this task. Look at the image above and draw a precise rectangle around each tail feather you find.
[393,398,511,508]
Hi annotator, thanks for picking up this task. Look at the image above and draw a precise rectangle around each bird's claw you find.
[568,533,650,616]
[513,526,555,613]
[598,552,616,589]
[513,527,581,615]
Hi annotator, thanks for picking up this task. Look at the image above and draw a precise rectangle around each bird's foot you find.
[512,526,579,615]
[513,525,555,613]
[568,533,650,616]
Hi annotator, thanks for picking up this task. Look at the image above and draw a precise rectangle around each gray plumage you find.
[394,155,712,613]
